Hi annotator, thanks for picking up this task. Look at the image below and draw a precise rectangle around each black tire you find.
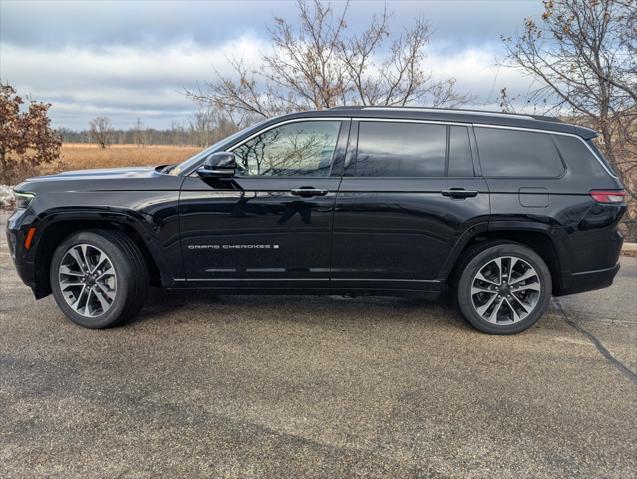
[50,229,149,328]
[455,241,552,334]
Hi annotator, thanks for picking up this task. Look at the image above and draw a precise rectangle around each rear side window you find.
[475,127,564,177]
[448,126,474,177]
[552,135,611,177]
[355,122,446,177]
[585,138,617,176]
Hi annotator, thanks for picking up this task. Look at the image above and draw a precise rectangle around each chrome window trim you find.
[186,115,617,180]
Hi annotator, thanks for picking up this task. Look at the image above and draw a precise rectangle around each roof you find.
[280,106,598,139]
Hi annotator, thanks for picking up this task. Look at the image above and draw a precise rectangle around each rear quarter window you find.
[552,135,609,178]
[475,127,565,177]
[585,138,617,176]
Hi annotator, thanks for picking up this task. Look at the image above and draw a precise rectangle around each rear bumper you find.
[556,263,620,296]
[554,222,624,296]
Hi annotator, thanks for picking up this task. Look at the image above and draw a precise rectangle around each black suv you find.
[7,107,626,333]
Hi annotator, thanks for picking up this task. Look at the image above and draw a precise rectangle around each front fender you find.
[24,203,182,298]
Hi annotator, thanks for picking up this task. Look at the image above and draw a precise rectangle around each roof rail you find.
[327,105,561,122]
[328,106,363,110]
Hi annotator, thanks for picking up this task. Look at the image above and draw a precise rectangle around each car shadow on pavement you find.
[134,287,470,331]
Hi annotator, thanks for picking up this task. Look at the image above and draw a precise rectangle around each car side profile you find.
[7,107,626,334]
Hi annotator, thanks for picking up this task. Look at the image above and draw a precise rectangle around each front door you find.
[179,119,348,289]
[332,120,490,291]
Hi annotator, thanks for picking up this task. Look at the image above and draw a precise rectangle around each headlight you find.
[14,191,36,209]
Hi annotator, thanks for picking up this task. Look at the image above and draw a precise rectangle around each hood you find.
[33,166,158,181]
[15,165,184,194]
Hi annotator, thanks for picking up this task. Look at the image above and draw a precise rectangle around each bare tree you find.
[498,88,518,114]
[502,0,636,238]
[189,104,216,147]
[187,0,470,121]
[132,118,146,147]
[502,0,635,177]
[189,103,244,147]
[89,116,114,149]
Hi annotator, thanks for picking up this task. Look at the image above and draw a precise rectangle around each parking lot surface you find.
[1,213,636,478]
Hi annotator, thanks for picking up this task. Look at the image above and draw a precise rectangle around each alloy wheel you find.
[470,255,541,325]
[58,244,118,317]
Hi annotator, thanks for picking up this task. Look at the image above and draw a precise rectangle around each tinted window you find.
[170,119,269,176]
[475,127,564,177]
[586,138,617,175]
[355,122,446,177]
[448,126,474,176]
[232,121,341,177]
[552,135,610,178]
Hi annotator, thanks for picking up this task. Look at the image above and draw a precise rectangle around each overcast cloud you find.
[0,0,544,129]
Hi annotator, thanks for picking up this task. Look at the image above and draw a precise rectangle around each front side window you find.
[354,122,446,177]
[475,127,564,177]
[170,119,269,176]
[232,120,342,177]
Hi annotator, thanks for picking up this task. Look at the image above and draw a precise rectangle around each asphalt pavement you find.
[1,212,636,478]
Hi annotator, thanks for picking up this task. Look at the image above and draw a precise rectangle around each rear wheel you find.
[50,229,148,328]
[456,242,551,334]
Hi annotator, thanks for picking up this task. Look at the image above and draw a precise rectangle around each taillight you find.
[590,190,626,204]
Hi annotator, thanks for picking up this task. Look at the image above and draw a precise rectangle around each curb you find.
[621,242,637,257]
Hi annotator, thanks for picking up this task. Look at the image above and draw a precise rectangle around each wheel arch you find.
[443,223,563,295]
[30,213,164,299]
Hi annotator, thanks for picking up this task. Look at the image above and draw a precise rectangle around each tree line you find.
[60,106,240,148]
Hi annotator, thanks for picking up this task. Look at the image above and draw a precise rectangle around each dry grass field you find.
[47,143,202,173]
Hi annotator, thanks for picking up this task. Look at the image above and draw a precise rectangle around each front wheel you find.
[50,229,149,328]
[456,242,552,334]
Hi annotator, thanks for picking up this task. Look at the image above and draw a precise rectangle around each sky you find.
[0,0,545,130]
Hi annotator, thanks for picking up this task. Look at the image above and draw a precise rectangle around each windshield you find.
[168,119,268,176]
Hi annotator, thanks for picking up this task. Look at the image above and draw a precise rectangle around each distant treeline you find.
[58,111,244,148]
[57,127,202,146]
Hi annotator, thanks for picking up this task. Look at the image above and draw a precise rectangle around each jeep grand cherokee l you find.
[7,107,626,334]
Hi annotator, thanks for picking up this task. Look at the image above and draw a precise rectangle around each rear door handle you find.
[290,187,329,197]
[441,188,479,199]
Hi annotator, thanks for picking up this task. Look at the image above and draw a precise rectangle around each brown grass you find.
[45,143,202,173]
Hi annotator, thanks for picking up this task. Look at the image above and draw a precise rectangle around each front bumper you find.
[6,209,37,290]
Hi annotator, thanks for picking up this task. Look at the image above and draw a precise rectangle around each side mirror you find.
[197,152,236,178]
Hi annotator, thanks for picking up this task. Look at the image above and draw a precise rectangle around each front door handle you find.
[290,187,329,197]
[442,188,479,199]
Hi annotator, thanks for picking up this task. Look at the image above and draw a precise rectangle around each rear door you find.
[179,118,349,288]
[332,120,490,291]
